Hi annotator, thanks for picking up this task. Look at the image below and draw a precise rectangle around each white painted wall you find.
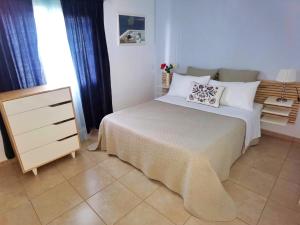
[0,136,6,162]
[154,0,173,97]
[156,0,300,138]
[104,0,156,111]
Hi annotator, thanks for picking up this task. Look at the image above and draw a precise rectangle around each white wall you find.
[154,0,173,96]
[0,136,6,162]
[156,0,300,138]
[104,0,156,111]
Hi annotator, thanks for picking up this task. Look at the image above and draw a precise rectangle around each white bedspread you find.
[156,95,262,150]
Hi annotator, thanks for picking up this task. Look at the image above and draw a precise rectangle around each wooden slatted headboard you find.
[162,74,300,124]
[255,80,300,124]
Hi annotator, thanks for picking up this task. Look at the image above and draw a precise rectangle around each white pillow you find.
[186,82,225,107]
[168,73,210,98]
[209,80,261,111]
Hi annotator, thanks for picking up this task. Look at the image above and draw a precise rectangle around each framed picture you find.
[118,14,146,45]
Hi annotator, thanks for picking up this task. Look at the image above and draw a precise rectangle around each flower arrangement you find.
[161,63,176,89]
[160,63,176,74]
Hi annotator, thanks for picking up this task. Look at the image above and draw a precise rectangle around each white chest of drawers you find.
[0,86,80,175]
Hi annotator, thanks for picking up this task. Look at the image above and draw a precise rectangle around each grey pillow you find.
[218,68,259,82]
[186,66,218,79]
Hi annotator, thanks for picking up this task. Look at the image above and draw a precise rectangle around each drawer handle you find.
[53,118,75,125]
[57,134,78,142]
[49,101,72,107]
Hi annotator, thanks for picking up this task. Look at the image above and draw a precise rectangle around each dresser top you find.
[0,85,70,102]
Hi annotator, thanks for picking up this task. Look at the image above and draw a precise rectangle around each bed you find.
[91,94,262,221]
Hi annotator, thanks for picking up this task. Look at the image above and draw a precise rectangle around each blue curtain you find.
[61,0,113,132]
[0,0,45,158]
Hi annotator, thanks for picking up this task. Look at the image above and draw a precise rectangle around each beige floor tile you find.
[0,191,29,215]
[0,202,40,225]
[229,162,276,197]
[80,139,95,148]
[0,161,22,184]
[81,149,109,164]
[252,155,283,177]
[119,169,159,199]
[279,159,300,185]
[87,181,141,225]
[69,164,115,199]
[236,148,261,167]
[48,202,105,225]
[224,181,266,225]
[185,216,248,225]
[20,164,65,199]
[31,181,83,225]
[269,178,300,212]
[237,146,283,177]
[0,179,29,214]
[55,152,96,179]
[145,186,190,225]
[254,136,291,161]
[1,135,298,225]
[288,142,300,162]
[260,135,292,148]
[0,179,24,197]
[99,157,133,179]
[258,200,300,225]
[116,202,173,225]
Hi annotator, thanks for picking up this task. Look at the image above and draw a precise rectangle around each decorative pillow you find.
[218,68,259,82]
[187,66,219,79]
[186,82,225,107]
[209,80,261,111]
[168,73,211,98]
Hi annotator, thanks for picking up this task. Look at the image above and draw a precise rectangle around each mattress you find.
[157,95,262,150]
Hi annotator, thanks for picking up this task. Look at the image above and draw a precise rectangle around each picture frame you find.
[118,14,146,46]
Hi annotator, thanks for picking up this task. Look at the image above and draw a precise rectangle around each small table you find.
[261,96,294,126]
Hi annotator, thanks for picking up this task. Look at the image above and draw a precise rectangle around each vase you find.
[162,72,169,89]
[163,72,174,89]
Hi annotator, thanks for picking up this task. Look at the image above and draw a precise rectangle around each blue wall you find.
[158,0,300,80]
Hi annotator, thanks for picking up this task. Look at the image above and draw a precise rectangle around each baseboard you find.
[262,129,300,143]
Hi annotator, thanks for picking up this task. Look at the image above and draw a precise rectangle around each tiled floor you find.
[0,134,300,225]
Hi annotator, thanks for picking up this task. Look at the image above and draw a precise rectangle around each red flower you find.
[160,63,166,69]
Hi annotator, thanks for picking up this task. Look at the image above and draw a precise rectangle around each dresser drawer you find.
[14,119,77,154]
[20,135,79,171]
[8,102,74,135]
[3,88,71,116]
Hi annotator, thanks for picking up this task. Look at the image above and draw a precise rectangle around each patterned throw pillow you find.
[186,82,225,107]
